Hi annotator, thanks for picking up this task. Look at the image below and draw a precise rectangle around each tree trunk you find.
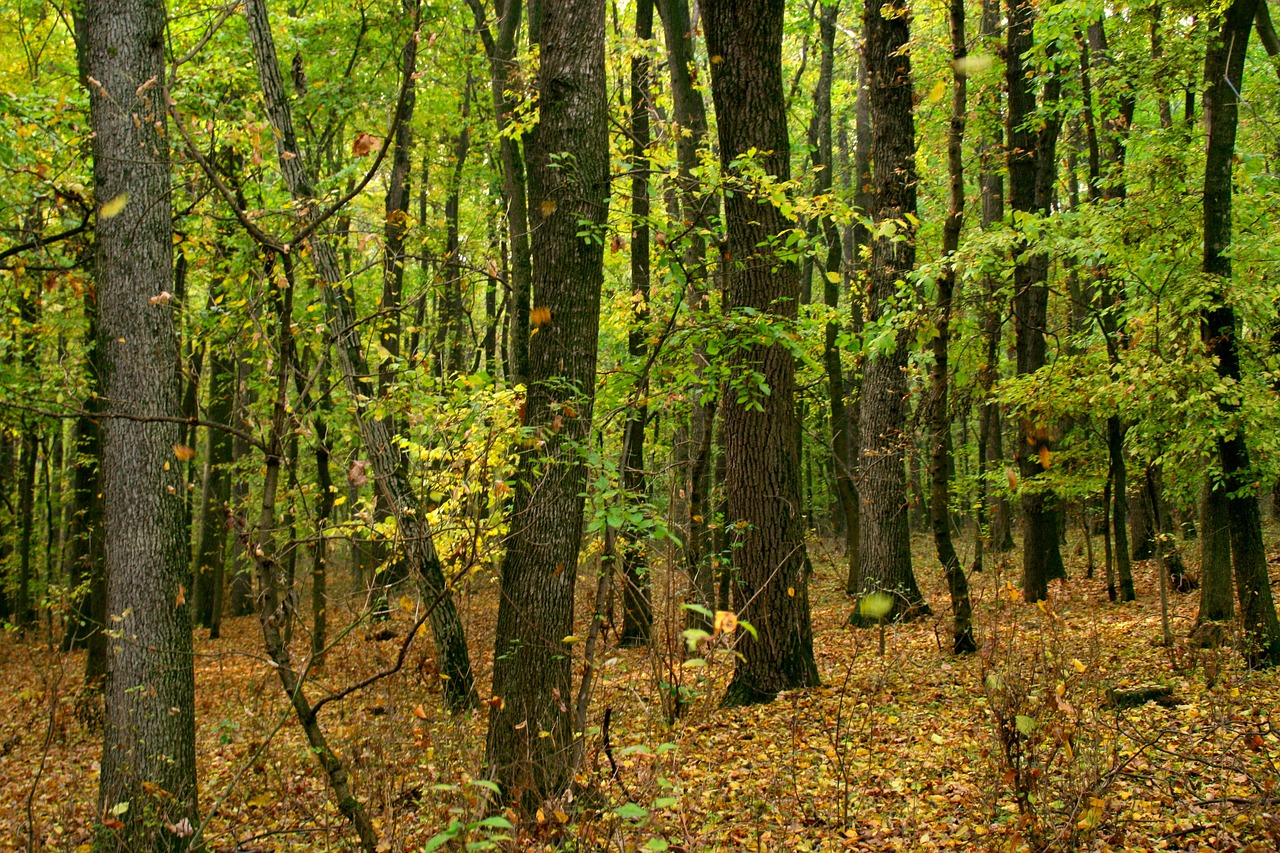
[811,2,858,597]
[443,81,472,376]
[851,0,928,624]
[484,0,608,810]
[928,0,976,656]
[656,0,719,635]
[1196,478,1234,626]
[79,0,199,842]
[1200,0,1280,668]
[1007,0,1065,602]
[620,0,654,648]
[193,345,234,629]
[243,0,478,708]
[467,0,532,385]
[703,0,820,706]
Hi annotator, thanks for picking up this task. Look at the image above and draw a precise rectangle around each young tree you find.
[79,0,198,843]
[851,0,929,623]
[484,0,608,809]
[928,0,976,655]
[703,0,820,706]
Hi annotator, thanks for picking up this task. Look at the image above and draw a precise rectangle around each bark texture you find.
[704,0,820,706]
[80,0,199,842]
[484,0,608,809]
[852,0,928,623]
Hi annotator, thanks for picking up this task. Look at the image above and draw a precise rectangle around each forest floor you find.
[2,527,1280,852]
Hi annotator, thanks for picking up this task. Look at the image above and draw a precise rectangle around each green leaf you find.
[476,816,514,830]
[1015,715,1037,736]
[614,802,649,821]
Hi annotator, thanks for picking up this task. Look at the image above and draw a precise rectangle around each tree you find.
[851,0,928,623]
[1200,0,1280,668]
[1006,0,1065,603]
[79,0,198,844]
[703,0,820,706]
[484,0,609,810]
[928,0,976,655]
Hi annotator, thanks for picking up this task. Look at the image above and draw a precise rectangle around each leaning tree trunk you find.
[851,0,929,624]
[79,0,199,844]
[928,0,976,655]
[193,342,234,629]
[243,0,477,709]
[1200,0,1280,668]
[483,0,608,812]
[703,0,821,707]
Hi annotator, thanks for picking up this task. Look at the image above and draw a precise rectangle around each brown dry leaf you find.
[352,132,382,157]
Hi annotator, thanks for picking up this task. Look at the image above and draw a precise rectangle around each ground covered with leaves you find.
[2,529,1280,852]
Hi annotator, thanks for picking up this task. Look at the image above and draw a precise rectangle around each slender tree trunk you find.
[928,0,976,655]
[656,0,718,634]
[810,1,858,606]
[243,0,478,708]
[467,0,532,385]
[851,0,929,623]
[484,0,608,810]
[194,345,234,629]
[703,0,820,706]
[80,0,198,841]
[620,0,654,647]
[443,80,472,376]
[1200,0,1280,668]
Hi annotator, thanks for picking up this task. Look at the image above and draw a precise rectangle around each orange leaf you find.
[173,444,195,462]
[531,306,552,326]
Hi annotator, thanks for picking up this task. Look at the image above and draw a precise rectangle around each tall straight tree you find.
[928,0,976,655]
[79,0,198,844]
[484,0,608,810]
[1006,0,1065,603]
[1200,0,1280,667]
[619,0,654,647]
[852,0,929,623]
[703,0,820,706]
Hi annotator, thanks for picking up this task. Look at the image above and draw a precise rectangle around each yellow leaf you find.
[562,635,581,644]
[713,610,738,635]
[539,199,557,217]
[928,80,947,103]
[1071,658,1087,673]
[531,305,552,326]
[399,595,415,612]
[99,192,128,219]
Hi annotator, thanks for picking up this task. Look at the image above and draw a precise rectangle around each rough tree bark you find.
[483,0,608,810]
[1006,0,1066,603]
[80,0,199,842]
[703,0,821,706]
[851,0,929,623]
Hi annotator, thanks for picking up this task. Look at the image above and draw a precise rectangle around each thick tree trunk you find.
[928,0,976,656]
[1007,0,1065,603]
[703,0,820,706]
[79,0,199,843]
[620,0,654,647]
[1201,0,1280,668]
[243,0,477,708]
[851,0,928,624]
[484,0,607,810]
